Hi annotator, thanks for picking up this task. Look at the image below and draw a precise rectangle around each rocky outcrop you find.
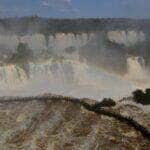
[0,94,149,149]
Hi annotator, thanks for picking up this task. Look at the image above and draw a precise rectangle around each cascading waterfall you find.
[0,64,27,88]
[0,30,149,100]
[0,56,149,99]
[0,58,135,99]
[126,57,147,81]
[0,59,76,96]
[123,56,150,91]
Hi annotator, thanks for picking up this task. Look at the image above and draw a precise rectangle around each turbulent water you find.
[0,56,149,100]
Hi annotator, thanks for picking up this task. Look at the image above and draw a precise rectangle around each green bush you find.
[92,98,116,110]
[11,42,33,64]
[132,89,150,105]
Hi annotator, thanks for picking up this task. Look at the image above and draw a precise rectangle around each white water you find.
[0,33,94,60]
[0,56,149,100]
[107,30,145,46]
[0,64,27,88]
[125,57,149,87]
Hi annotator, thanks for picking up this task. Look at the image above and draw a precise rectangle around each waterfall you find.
[0,64,27,89]
[0,59,76,93]
[0,57,149,98]
[0,31,149,99]
[107,30,145,46]
[126,57,147,81]
[0,59,134,98]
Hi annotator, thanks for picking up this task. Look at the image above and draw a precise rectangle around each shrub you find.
[132,89,150,105]
[145,88,150,95]
[11,42,33,63]
[92,98,116,110]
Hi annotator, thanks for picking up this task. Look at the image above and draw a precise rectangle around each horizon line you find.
[0,16,150,20]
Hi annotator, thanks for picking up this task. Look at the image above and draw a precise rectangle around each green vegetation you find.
[10,42,33,64]
[132,88,150,105]
[1,17,150,35]
[91,98,116,109]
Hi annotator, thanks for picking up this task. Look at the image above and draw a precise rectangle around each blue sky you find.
[0,0,150,18]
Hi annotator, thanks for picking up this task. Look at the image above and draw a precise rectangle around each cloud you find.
[41,0,72,8]
[42,1,50,7]
[41,0,76,12]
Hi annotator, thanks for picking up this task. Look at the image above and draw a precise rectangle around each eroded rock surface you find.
[0,99,149,150]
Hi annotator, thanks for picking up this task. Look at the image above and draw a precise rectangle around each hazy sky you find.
[0,0,150,18]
